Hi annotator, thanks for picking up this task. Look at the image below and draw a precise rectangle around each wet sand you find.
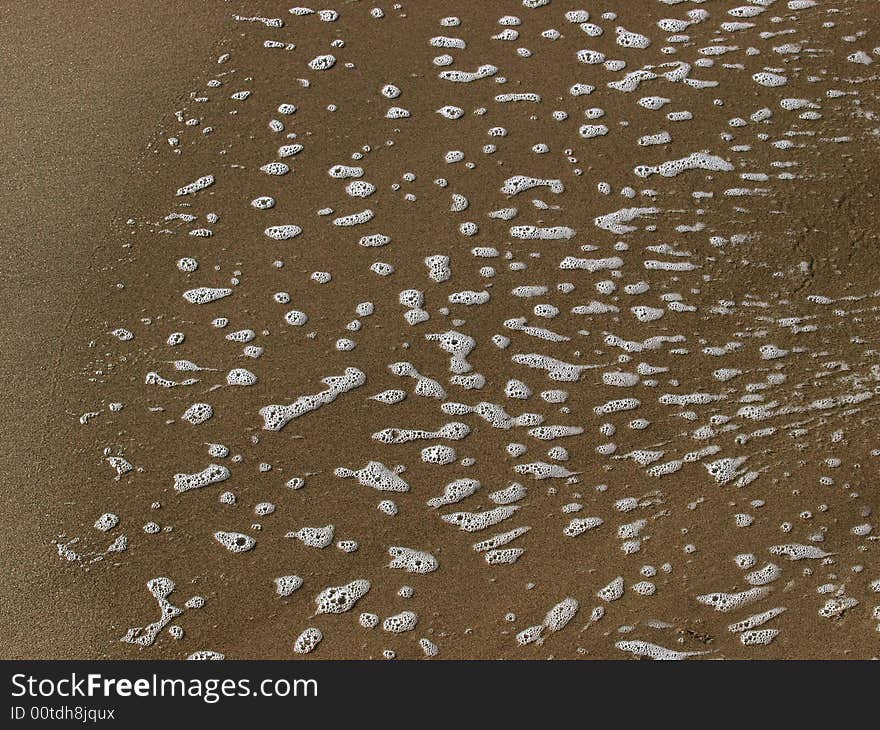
[2,1,879,660]
[0,0,231,659]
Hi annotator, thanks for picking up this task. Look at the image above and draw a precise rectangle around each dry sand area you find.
[2,0,879,660]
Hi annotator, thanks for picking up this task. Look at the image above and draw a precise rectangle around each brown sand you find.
[2,1,878,660]
[0,0,231,658]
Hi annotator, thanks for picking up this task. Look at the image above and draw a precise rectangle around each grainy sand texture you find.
[2,0,879,660]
